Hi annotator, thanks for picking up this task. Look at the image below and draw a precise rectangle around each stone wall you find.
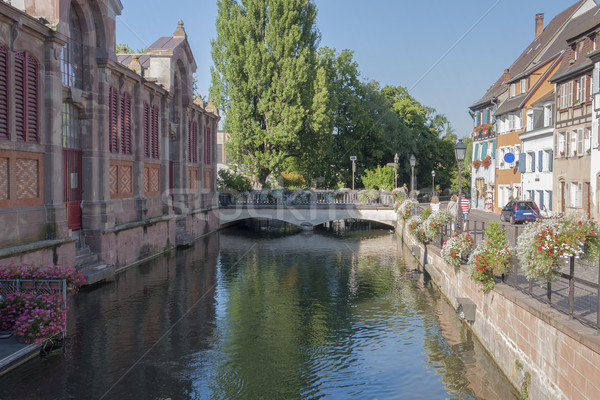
[401,227,600,400]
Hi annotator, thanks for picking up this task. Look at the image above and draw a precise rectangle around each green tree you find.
[361,165,395,190]
[211,0,329,188]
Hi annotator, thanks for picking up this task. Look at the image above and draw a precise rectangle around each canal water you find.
[0,226,518,399]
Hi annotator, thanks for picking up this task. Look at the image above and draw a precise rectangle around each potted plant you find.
[468,222,512,292]
[481,156,492,168]
[517,216,600,281]
[422,210,453,242]
[441,233,475,268]
[472,160,481,169]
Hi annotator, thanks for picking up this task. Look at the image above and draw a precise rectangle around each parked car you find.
[500,200,540,224]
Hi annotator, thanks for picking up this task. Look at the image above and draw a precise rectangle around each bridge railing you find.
[219,189,395,207]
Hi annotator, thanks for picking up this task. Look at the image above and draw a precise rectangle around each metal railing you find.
[411,207,600,331]
[219,190,395,207]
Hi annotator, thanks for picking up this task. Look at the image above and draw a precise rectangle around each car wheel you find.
[510,215,515,225]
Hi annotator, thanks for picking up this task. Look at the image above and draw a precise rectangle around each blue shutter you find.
[538,150,543,172]
[518,153,526,172]
[492,139,496,159]
[549,191,552,211]
[481,141,488,160]
[549,149,553,171]
[492,105,497,122]
[483,109,489,124]
[538,190,544,210]
[474,143,479,161]
[531,152,536,172]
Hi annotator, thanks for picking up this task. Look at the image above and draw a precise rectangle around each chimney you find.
[535,13,544,39]
[503,68,510,83]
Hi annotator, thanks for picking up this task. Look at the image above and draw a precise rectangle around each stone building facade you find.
[0,0,219,284]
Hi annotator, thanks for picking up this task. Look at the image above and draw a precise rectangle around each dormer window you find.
[520,78,527,94]
[510,83,516,97]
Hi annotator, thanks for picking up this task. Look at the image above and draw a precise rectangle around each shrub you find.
[421,210,453,241]
[358,188,380,204]
[0,264,85,294]
[217,168,252,192]
[397,199,418,220]
[468,222,512,291]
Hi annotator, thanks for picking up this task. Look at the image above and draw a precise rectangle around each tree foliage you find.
[211,0,329,188]
[361,165,395,191]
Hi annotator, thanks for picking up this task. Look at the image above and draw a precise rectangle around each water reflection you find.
[0,229,517,399]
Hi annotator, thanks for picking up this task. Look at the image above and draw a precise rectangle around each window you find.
[521,78,527,94]
[582,76,587,103]
[144,103,160,159]
[526,110,533,131]
[570,130,577,156]
[0,44,7,140]
[585,128,591,154]
[188,120,198,163]
[120,93,132,154]
[544,104,553,127]
[15,52,38,143]
[555,133,565,156]
[62,103,80,149]
[510,83,516,97]
[61,5,84,88]
[560,82,573,108]
[575,77,586,105]
[577,129,583,156]
[569,182,582,208]
[109,87,119,153]
[204,125,212,164]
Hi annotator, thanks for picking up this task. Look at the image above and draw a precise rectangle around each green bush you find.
[217,168,252,192]
[361,165,395,190]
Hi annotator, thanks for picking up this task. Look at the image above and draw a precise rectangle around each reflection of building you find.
[0,1,219,282]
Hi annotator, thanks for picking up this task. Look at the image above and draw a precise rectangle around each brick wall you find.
[401,226,600,400]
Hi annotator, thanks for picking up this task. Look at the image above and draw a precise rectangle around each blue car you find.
[500,200,540,224]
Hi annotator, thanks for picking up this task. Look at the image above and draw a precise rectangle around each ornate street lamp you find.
[455,139,467,232]
[410,154,416,199]
[431,170,436,196]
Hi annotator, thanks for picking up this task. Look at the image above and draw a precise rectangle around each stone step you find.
[76,246,91,257]
[77,262,115,286]
[75,252,97,267]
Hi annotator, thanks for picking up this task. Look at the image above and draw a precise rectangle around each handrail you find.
[219,189,395,207]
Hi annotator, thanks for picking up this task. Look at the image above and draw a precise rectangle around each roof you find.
[495,93,527,115]
[470,75,505,109]
[148,37,186,51]
[117,54,150,69]
[549,6,600,82]
[507,1,584,83]
[531,91,555,106]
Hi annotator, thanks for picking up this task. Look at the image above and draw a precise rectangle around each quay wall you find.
[400,227,600,400]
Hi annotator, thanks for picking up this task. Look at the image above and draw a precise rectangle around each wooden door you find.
[63,148,82,230]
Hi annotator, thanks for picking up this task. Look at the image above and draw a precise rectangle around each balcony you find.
[472,123,495,141]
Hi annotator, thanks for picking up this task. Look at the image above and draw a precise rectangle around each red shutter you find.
[0,44,8,140]
[205,126,211,164]
[193,122,198,163]
[109,87,118,152]
[26,53,38,143]
[152,106,159,159]
[15,52,25,141]
[121,93,131,154]
[187,120,192,163]
[144,102,150,158]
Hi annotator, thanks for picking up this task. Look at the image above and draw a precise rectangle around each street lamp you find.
[350,156,357,190]
[410,154,416,199]
[455,139,467,232]
[394,153,399,189]
[431,170,436,196]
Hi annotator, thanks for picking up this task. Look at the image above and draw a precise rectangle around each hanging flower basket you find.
[481,156,492,168]
[442,233,474,269]
[472,160,481,169]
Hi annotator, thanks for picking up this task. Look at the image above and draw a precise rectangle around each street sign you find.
[350,156,357,161]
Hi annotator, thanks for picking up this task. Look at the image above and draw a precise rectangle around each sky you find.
[117,0,583,138]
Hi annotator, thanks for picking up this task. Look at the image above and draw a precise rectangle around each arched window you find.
[15,51,38,143]
[61,5,84,88]
[0,43,8,140]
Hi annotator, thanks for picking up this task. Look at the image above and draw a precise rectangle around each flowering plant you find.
[516,216,600,281]
[421,210,453,241]
[468,222,512,291]
[481,155,492,168]
[358,188,380,204]
[441,233,474,268]
[397,199,418,220]
[0,264,85,294]
[408,216,428,243]
[472,160,481,168]
[391,187,407,202]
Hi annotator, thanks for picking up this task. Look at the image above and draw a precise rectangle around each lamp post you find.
[454,139,467,232]
[431,170,436,197]
[387,153,400,189]
[410,154,416,199]
[394,153,399,189]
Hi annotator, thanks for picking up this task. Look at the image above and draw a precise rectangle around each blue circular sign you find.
[504,153,515,163]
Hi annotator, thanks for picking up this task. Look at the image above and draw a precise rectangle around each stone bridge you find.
[219,204,398,229]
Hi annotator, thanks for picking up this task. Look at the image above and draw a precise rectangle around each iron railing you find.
[410,207,600,331]
[219,190,395,207]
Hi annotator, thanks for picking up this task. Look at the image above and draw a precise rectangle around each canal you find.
[0,225,518,399]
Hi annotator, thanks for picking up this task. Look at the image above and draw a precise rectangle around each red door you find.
[64,148,82,230]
